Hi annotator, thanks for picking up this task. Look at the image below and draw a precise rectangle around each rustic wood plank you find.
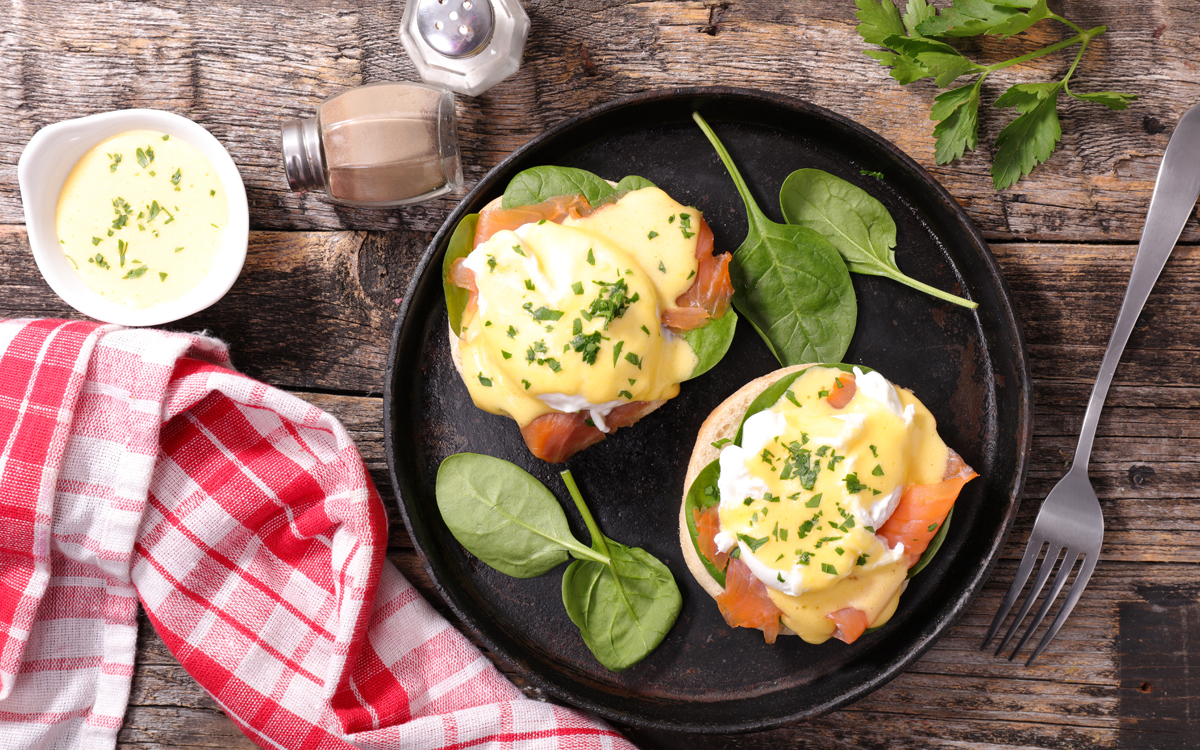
[1,1,1196,242]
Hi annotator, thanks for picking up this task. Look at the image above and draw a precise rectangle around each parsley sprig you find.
[855,0,1136,189]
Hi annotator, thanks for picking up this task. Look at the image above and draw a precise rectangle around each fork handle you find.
[1074,104,1200,471]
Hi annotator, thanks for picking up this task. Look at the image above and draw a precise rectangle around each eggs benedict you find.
[444,169,737,463]
[680,364,977,644]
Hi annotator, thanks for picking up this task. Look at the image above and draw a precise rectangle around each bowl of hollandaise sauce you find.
[18,109,248,326]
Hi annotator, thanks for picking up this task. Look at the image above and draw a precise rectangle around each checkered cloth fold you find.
[0,319,633,750]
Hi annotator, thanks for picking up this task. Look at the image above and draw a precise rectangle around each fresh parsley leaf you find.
[992,85,1062,190]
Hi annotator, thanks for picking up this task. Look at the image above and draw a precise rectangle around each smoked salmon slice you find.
[474,195,595,248]
[827,607,871,644]
[694,504,730,573]
[715,557,784,644]
[878,449,977,567]
[519,400,664,463]
[664,219,733,331]
[826,374,856,409]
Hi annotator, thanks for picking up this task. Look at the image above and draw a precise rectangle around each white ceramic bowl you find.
[18,109,249,326]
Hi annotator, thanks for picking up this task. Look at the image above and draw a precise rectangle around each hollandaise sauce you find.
[56,130,227,309]
[713,365,956,643]
[457,187,703,429]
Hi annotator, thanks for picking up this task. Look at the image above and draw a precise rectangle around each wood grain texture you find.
[0,0,1197,242]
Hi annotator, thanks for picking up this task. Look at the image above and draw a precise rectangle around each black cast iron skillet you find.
[383,87,1032,733]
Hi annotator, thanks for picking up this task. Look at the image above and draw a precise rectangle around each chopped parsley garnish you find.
[619,390,633,399]
[835,547,845,555]
[477,373,493,386]
[777,572,785,582]
[679,212,695,239]
[136,146,154,168]
[586,278,636,329]
[511,244,526,257]
[507,325,517,338]
[738,534,769,552]
[687,269,696,280]
[210,189,216,196]
[743,497,754,506]
[730,547,741,559]
[624,352,642,369]
[522,302,564,322]
[779,528,788,541]
[785,390,801,407]
[834,377,844,389]
[571,281,584,295]
[501,350,512,359]
[780,442,820,489]
[864,525,875,534]
[88,253,110,270]
[122,266,148,279]
[641,325,650,335]
[872,464,884,476]
[175,246,184,253]
[821,563,838,575]
[525,340,548,362]
[171,168,182,186]
[668,214,676,223]
[612,340,624,367]
[711,438,733,449]
[586,248,595,265]
[572,318,583,335]
[159,272,168,282]
[522,379,531,390]
[828,453,845,470]
[524,279,535,290]
[117,239,129,267]
[844,472,871,494]
[815,535,842,549]
[928,522,939,532]
[570,331,602,365]
[797,551,812,565]
[815,445,831,457]
[817,389,830,398]
[108,153,122,172]
[658,260,666,273]
[487,255,497,272]
[857,554,870,566]
[870,444,879,457]
[648,231,659,240]
[805,493,822,509]
[91,237,102,246]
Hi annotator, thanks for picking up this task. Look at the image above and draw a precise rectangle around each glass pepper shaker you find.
[400,0,530,96]
[280,81,464,207]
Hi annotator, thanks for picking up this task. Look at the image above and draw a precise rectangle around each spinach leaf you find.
[442,213,479,336]
[693,113,857,367]
[615,175,656,192]
[501,166,616,210]
[779,169,977,309]
[682,459,725,586]
[908,507,953,578]
[562,539,681,672]
[682,309,738,380]
[560,470,681,672]
[435,453,607,578]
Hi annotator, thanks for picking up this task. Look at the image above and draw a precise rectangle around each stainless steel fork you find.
[982,103,1200,665]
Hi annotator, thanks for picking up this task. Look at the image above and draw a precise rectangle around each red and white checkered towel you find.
[0,319,634,750]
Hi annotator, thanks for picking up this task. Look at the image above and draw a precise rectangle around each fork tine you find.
[1009,548,1082,662]
[994,542,1062,655]
[981,533,1045,649]
[1024,553,1097,666]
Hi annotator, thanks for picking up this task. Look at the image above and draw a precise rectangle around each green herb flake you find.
[477,373,493,387]
[821,563,837,575]
[117,239,128,267]
[857,554,869,566]
[648,231,659,240]
[159,272,168,282]
[738,534,769,553]
[171,168,182,186]
[511,244,526,257]
[712,438,733,449]
[522,379,531,390]
[844,473,871,494]
[175,246,184,253]
[91,236,102,246]
[122,265,149,279]
[928,522,939,532]
[210,189,216,196]
[487,255,497,272]
[572,281,584,295]
[687,269,696,280]
[108,153,122,172]
[161,134,170,141]
[501,350,512,359]
[625,352,642,369]
[525,279,535,290]
[612,340,624,367]
[870,444,879,457]
[860,169,884,178]
[805,493,823,508]
[785,390,801,408]
[587,248,595,265]
[619,390,633,399]
[872,464,884,476]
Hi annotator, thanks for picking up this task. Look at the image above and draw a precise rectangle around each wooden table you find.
[2,2,1196,747]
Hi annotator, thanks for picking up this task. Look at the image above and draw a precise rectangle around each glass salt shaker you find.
[280,81,464,207]
[400,0,530,97]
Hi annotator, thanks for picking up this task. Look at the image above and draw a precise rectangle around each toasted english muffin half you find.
[678,364,814,635]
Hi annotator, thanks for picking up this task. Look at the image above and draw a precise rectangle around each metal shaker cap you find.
[416,0,494,58]
[281,116,326,193]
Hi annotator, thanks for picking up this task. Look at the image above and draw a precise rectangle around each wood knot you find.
[1139,681,1153,693]
[578,44,599,77]
[701,3,731,36]
[1128,464,1155,488]
[1143,116,1167,135]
